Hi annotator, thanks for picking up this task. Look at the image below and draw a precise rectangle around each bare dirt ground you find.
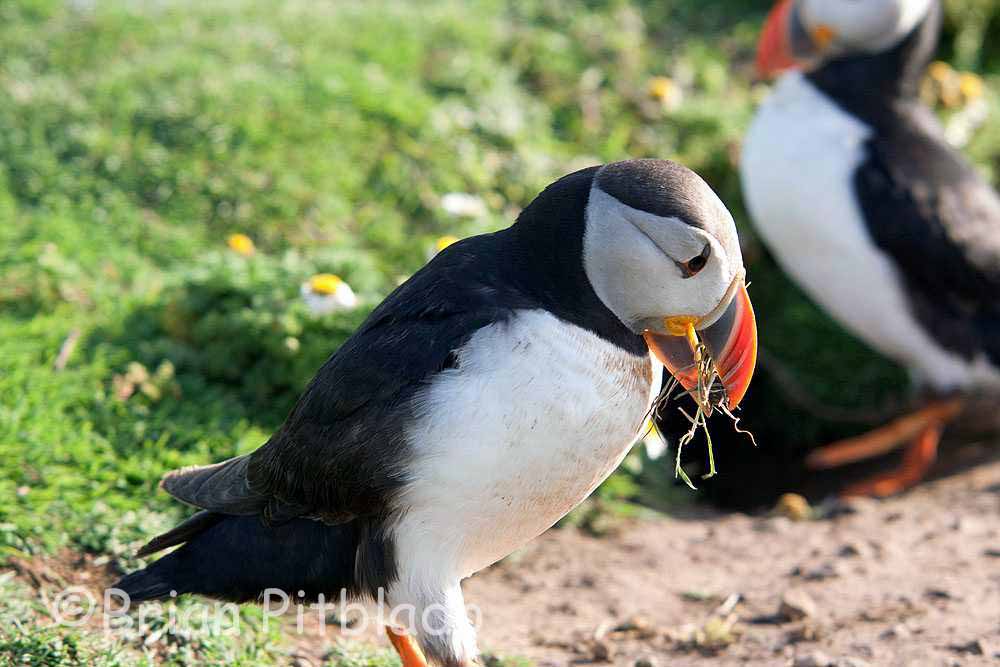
[281,455,1000,666]
[457,459,1000,667]
[297,456,999,667]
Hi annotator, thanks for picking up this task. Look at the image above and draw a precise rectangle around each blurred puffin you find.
[742,0,999,496]
[115,160,757,667]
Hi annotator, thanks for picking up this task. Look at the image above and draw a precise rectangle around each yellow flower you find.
[227,233,255,256]
[774,493,812,521]
[647,76,675,101]
[427,235,461,261]
[436,235,459,252]
[641,417,667,459]
[959,72,984,102]
[309,273,344,295]
[647,76,683,111]
[940,80,962,109]
[927,60,954,83]
[302,273,358,315]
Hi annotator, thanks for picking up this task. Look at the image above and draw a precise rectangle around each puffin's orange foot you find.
[838,422,942,497]
[387,626,428,667]
[804,399,962,498]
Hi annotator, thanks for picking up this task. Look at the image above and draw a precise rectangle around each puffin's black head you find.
[594,159,726,228]
[513,158,757,408]
[755,0,939,89]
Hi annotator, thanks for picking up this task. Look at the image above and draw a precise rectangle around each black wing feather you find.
[853,102,1000,366]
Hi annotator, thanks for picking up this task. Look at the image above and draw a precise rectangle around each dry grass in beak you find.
[649,337,756,490]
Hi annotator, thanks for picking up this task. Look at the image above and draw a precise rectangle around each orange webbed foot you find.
[805,399,962,498]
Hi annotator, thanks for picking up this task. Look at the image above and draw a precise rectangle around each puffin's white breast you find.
[741,72,995,390]
[395,309,658,580]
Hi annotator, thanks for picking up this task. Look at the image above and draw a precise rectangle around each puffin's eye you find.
[680,244,711,278]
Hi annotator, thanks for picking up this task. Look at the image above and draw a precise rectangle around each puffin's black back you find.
[806,0,1000,369]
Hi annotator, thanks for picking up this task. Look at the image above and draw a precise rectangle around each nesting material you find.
[650,337,755,489]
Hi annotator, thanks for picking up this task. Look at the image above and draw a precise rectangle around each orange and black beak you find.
[643,279,757,410]
[756,0,832,78]
[757,0,798,77]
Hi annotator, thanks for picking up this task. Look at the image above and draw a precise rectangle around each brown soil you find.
[459,459,1000,667]
[313,459,998,667]
[8,549,119,594]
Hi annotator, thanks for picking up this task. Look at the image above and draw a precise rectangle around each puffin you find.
[114,159,757,667]
[741,0,1000,496]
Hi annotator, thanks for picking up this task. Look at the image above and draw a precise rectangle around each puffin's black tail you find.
[114,513,369,604]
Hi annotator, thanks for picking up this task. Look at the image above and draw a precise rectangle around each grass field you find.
[2,0,999,664]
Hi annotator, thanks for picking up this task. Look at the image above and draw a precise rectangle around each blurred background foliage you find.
[1,0,999,662]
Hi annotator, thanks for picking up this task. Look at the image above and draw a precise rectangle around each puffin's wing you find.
[163,235,525,526]
[854,117,1000,361]
[160,456,262,514]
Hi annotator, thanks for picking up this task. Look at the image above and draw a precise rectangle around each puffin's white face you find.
[800,0,934,54]
[581,162,757,408]
[757,0,935,75]
[583,186,743,333]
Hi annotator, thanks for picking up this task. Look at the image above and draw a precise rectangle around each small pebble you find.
[838,541,871,559]
[776,493,812,521]
[947,639,985,656]
[780,589,818,621]
[950,516,985,534]
[635,657,657,667]
[795,562,842,581]
[613,615,657,639]
[880,624,911,640]
[589,639,614,662]
[784,622,824,644]
[823,496,876,518]
[848,644,874,658]
[924,588,955,601]
[756,516,794,533]
[835,659,871,667]
[793,650,833,667]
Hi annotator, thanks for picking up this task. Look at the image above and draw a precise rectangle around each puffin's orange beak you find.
[756,0,798,78]
[643,281,757,410]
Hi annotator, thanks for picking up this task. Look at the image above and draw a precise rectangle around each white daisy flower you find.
[640,417,667,459]
[440,193,487,218]
[301,273,358,315]
[647,76,684,111]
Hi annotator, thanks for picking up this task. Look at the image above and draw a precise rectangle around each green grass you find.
[2,0,1000,663]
